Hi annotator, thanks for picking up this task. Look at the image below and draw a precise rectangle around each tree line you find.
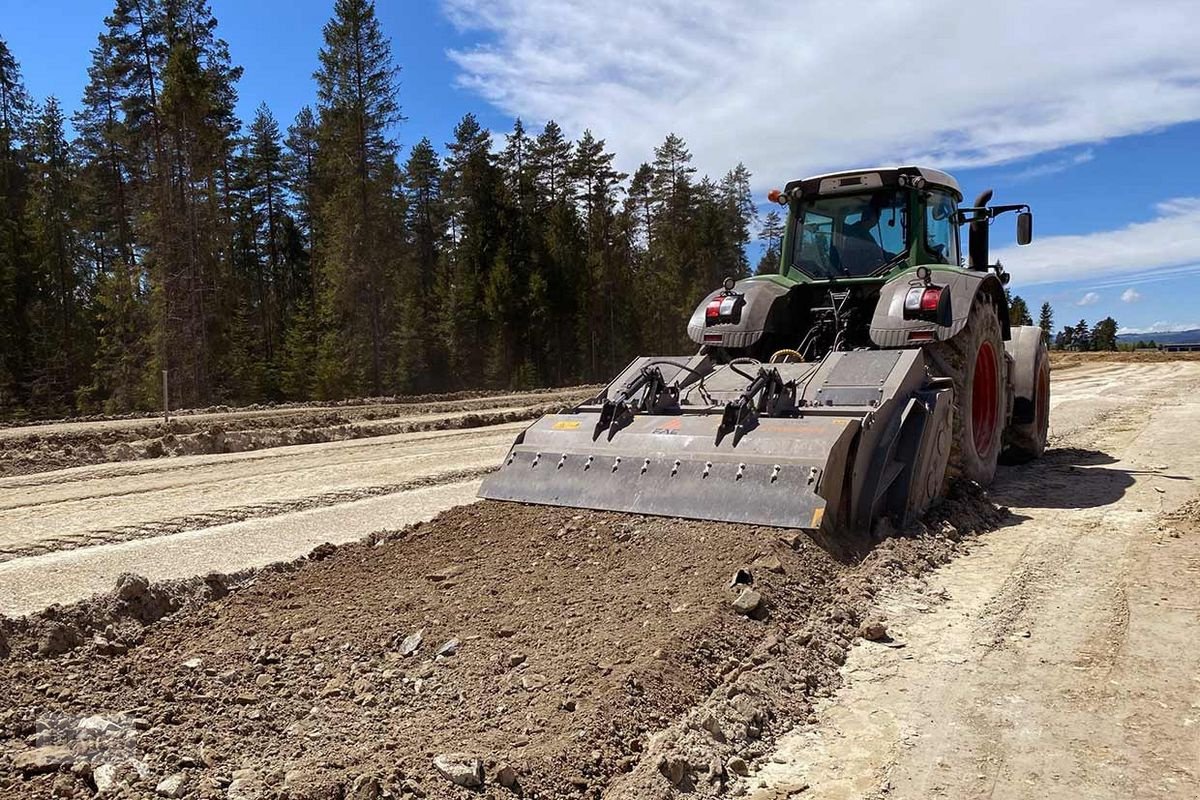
[0,0,758,419]
[1023,299,1121,351]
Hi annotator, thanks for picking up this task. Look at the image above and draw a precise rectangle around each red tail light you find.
[706,298,722,319]
[919,287,942,311]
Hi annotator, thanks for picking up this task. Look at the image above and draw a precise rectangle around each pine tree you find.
[1073,318,1092,351]
[151,6,243,406]
[1091,316,1118,351]
[571,129,624,378]
[74,22,150,412]
[756,209,785,275]
[439,113,501,386]
[25,97,89,412]
[312,0,403,397]
[284,105,318,243]
[1008,292,1032,326]
[0,36,33,414]
[1038,301,1054,341]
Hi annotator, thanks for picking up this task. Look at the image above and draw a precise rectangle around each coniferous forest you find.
[0,0,762,419]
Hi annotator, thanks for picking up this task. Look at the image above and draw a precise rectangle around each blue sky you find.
[4,0,1200,335]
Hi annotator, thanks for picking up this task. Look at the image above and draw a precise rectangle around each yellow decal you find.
[810,507,825,528]
[552,420,581,430]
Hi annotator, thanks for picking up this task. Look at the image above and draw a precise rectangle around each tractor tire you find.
[1005,335,1051,459]
[926,292,1008,486]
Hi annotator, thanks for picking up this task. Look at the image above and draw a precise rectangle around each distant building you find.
[1159,342,1200,352]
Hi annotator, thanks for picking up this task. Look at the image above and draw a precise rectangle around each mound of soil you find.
[1049,350,1200,369]
[0,487,1007,799]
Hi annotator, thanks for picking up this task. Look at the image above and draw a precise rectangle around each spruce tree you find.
[756,209,785,275]
[1038,301,1054,341]
[1007,292,1032,325]
[25,98,88,412]
[312,0,403,397]
[0,36,32,414]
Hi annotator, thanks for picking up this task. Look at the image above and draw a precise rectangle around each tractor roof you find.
[784,166,962,201]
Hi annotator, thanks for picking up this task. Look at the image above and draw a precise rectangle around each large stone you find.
[13,745,73,775]
[859,618,889,641]
[78,715,123,735]
[521,673,549,691]
[92,763,119,793]
[346,774,382,800]
[399,629,423,657]
[433,754,484,788]
[494,764,519,789]
[156,773,187,798]
[731,588,762,616]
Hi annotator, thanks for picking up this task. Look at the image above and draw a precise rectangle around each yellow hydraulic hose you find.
[769,349,805,363]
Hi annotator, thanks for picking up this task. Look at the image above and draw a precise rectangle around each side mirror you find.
[1017,211,1033,245]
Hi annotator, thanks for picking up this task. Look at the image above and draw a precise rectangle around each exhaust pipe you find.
[968,189,993,269]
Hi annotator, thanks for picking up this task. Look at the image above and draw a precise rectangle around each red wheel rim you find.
[971,341,998,456]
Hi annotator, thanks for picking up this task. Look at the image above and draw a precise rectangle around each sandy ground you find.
[751,359,1200,799]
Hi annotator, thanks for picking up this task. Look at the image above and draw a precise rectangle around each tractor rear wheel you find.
[1006,336,1050,459]
[927,292,1008,486]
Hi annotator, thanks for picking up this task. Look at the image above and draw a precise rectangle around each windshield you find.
[791,190,908,278]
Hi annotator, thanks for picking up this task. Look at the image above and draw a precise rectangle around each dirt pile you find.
[1049,350,1200,369]
[0,487,1008,799]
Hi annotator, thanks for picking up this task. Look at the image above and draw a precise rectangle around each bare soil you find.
[0,488,1005,800]
[1049,350,1200,369]
[0,388,597,479]
[2,361,1196,800]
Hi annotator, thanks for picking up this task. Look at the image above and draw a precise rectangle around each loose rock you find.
[399,629,423,656]
[858,618,889,641]
[156,772,187,798]
[433,753,484,788]
[732,588,763,616]
[13,745,73,775]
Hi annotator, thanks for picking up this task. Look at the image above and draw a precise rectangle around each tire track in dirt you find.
[0,466,495,563]
[748,361,1200,800]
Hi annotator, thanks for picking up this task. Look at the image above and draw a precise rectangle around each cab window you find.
[925,191,960,265]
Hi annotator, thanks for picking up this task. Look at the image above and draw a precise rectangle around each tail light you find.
[903,284,948,324]
[705,294,743,325]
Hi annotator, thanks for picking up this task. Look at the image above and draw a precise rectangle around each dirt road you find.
[0,422,532,616]
[0,360,1196,799]
[752,359,1200,799]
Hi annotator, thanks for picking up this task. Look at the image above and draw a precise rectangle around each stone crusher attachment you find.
[479,350,953,531]
[480,166,1051,533]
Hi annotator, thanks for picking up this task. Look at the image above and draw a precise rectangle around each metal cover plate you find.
[479,450,828,529]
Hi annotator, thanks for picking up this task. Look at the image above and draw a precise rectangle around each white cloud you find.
[1118,321,1200,335]
[1076,291,1101,306]
[1008,150,1095,182]
[1120,287,1141,303]
[441,0,1200,183]
[993,198,1200,286]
